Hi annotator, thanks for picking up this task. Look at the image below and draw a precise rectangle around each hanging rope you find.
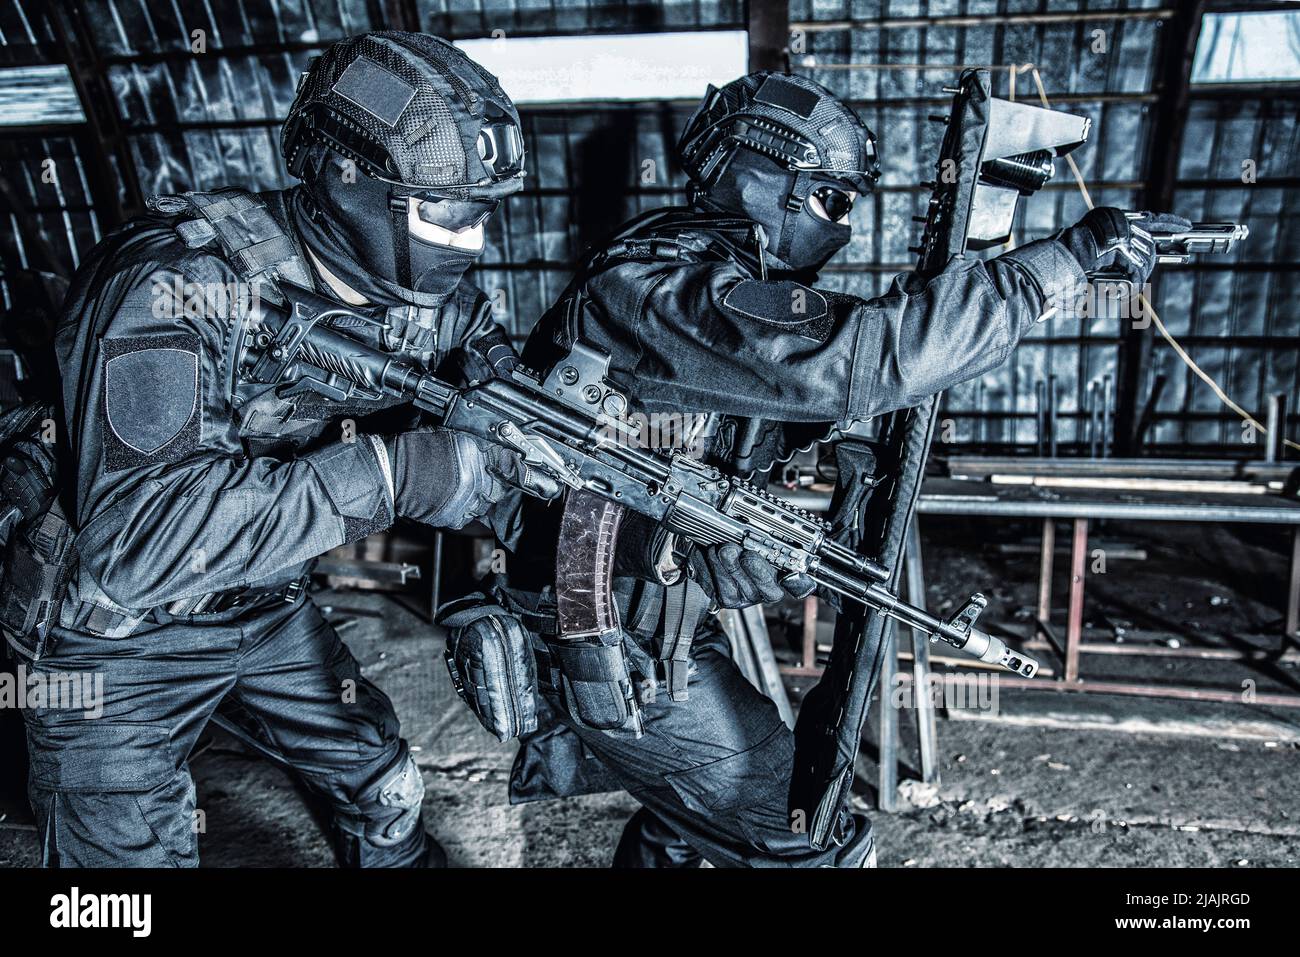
[1022,65,1297,452]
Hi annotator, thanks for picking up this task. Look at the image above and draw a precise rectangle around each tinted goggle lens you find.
[476,121,525,180]
[414,197,499,231]
[812,185,855,221]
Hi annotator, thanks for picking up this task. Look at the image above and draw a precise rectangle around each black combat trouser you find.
[19,594,427,867]
[516,612,875,868]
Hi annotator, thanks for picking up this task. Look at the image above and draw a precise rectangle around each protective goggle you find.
[413,195,499,231]
[810,184,856,222]
[476,116,525,181]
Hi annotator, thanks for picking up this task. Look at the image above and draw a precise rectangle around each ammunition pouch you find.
[436,592,538,742]
[550,631,642,732]
[492,583,646,733]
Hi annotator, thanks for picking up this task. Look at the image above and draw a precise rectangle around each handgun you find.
[1131,216,1249,264]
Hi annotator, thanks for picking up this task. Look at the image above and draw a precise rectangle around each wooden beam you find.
[747,0,789,73]
[1115,1,1208,456]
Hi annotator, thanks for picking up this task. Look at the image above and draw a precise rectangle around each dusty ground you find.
[856,517,1300,867]
[1,520,1296,868]
[861,712,1299,868]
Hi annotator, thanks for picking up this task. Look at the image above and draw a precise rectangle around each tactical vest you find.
[0,188,320,650]
[150,188,335,454]
[155,188,460,452]
[563,209,834,479]
[147,187,315,302]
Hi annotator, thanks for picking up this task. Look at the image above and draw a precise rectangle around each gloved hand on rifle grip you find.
[687,542,815,609]
[460,326,520,383]
[1057,207,1192,287]
[387,428,561,529]
[612,511,681,584]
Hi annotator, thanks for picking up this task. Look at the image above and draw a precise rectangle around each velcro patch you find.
[755,75,819,119]
[721,279,831,341]
[332,56,416,128]
[102,334,201,472]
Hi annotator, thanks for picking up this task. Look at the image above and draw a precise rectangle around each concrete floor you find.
[868,711,1299,867]
[854,518,1300,867]
[0,589,638,868]
[1,520,1297,868]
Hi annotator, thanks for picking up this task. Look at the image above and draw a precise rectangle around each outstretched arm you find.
[577,235,1085,424]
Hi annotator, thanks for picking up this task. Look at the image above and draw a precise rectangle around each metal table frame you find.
[777,469,1300,809]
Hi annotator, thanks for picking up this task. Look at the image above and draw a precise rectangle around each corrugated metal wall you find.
[789,0,1297,455]
[794,0,1163,452]
[0,2,102,290]
[0,0,1295,457]
[1164,91,1298,452]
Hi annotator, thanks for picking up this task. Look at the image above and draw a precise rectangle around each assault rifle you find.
[241,281,1040,678]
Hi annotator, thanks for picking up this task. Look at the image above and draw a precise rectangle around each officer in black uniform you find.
[474,71,1186,867]
[3,33,550,867]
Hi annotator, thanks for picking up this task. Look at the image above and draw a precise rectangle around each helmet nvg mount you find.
[678,72,879,198]
[283,32,525,199]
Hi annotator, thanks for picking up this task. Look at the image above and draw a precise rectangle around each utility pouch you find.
[436,593,538,742]
[0,506,73,661]
[548,631,642,732]
[0,403,70,661]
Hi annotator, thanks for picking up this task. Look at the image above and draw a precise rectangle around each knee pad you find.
[337,749,425,849]
[369,750,425,847]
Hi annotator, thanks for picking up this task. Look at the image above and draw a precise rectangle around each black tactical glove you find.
[387,428,560,529]
[612,511,681,583]
[0,439,55,548]
[460,325,520,382]
[1057,208,1192,286]
[687,542,815,609]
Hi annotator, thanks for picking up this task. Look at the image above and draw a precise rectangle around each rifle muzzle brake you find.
[961,628,1040,678]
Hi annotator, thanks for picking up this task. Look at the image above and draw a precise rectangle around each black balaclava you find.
[677,72,878,275]
[698,149,852,274]
[291,146,484,307]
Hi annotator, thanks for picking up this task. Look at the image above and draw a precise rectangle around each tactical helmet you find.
[678,72,879,273]
[283,33,524,306]
[678,72,878,197]
[283,32,525,199]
